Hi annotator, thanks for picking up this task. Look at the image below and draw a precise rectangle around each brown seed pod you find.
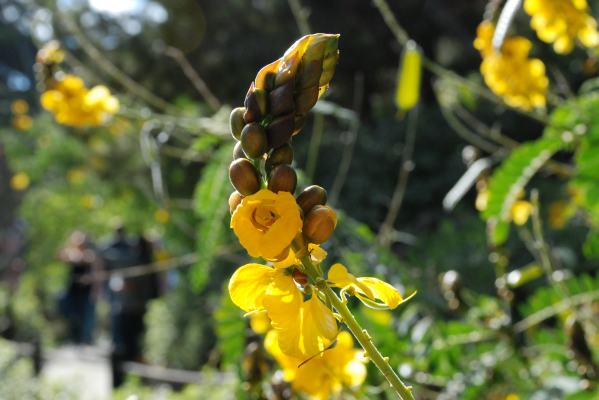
[303,205,336,244]
[228,191,244,214]
[269,79,295,117]
[296,185,327,215]
[229,107,246,140]
[241,122,268,159]
[233,141,247,160]
[265,144,293,173]
[229,158,261,196]
[268,164,297,194]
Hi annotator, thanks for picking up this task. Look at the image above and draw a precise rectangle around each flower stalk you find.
[294,242,415,400]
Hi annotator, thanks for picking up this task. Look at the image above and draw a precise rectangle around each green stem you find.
[293,243,415,400]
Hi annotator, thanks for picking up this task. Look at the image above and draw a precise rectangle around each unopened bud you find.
[266,113,294,149]
[228,191,244,214]
[303,205,336,244]
[292,269,308,286]
[269,79,295,117]
[229,158,261,196]
[294,85,319,116]
[266,144,293,173]
[229,107,246,140]
[233,141,247,160]
[395,40,422,112]
[241,123,268,158]
[244,84,268,123]
[296,185,327,215]
[268,164,297,194]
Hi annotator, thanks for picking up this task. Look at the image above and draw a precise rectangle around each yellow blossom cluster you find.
[474,21,548,110]
[41,74,119,127]
[476,185,533,226]
[524,0,599,54]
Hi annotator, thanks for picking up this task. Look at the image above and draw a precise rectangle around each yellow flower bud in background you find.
[154,208,170,224]
[10,172,30,191]
[395,40,422,112]
[10,99,29,115]
[12,115,33,131]
[510,200,533,226]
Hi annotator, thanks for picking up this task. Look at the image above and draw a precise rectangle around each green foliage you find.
[191,144,234,291]
[483,137,562,222]
[214,282,246,368]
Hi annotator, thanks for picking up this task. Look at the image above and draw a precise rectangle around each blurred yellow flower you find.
[80,194,99,210]
[328,263,412,309]
[505,394,520,400]
[41,74,119,127]
[230,189,302,260]
[67,168,87,185]
[36,40,65,64]
[524,0,599,54]
[10,172,30,191]
[12,115,33,131]
[474,21,548,110]
[154,208,170,224]
[228,263,337,358]
[10,99,29,115]
[265,330,366,400]
[510,200,534,226]
[475,189,489,212]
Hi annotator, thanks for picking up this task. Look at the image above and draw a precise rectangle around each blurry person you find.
[58,230,101,344]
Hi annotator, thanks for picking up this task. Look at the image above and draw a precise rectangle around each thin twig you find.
[329,72,364,205]
[54,8,172,111]
[164,46,222,112]
[377,107,419,247]
[288,0,312,35]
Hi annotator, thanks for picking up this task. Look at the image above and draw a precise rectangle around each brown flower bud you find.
[229,158,261,196]
[296,185,327,215]
[266,113,294,149]
[268,164,297,194]
[265,144,293,173]
[233,141,247,160]
[269,79,295,117]
[229,107,246,140]
[255,59,281,91]
[241,122,268,158]
[244,84,268,123]
[303,205,336,244]
[295,84,319,116]
[228,191,244,214]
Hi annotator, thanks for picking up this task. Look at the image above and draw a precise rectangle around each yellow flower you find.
[40,74,119,127]
[154,208,170,224]
[328,263,413,309]
[265,330,366,400]
[10,172,30,191]
[524,0,599,54]
[548,200,575,229]
[80,194,99,209]
[510,200,533,225]
[475,189,489,212]
[231,189,302,260]
[474,22,548,110]
[12,115,33,131]
[36,40,65,64]
[10,99,29,115]
[228,263,337,358]
[67,168,87,185]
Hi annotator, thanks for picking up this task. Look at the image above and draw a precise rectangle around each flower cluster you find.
[474,21,548,110]
[225,34,412,398]
[524,0,599,54]
[476,181,533,226]
[40,74,119,127]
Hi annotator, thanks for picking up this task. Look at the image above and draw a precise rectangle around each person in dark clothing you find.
[58,231,101,344]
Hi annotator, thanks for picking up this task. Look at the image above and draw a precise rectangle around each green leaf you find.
[483,137,562,221]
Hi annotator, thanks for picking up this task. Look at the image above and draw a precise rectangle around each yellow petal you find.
[228,263,274,312]
[249,311,271,334]
[328,263,374,299]
[357,277,403,309]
